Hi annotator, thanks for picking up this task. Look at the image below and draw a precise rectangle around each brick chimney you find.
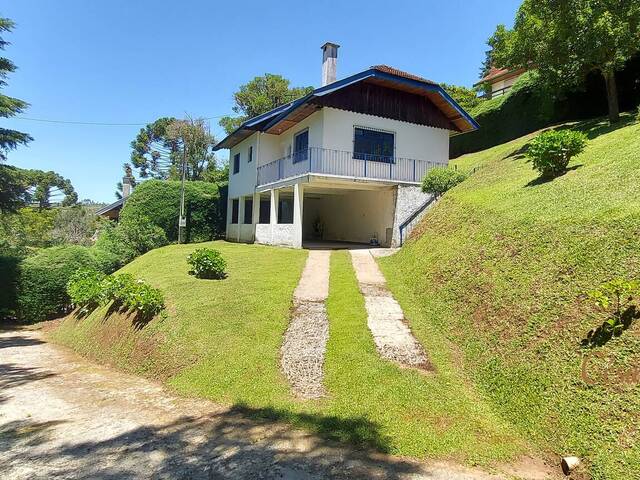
[321,42,340,86]
[122,175,133,198]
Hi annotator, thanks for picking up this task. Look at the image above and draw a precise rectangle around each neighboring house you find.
[96,175,134,220]
[213,43,478,248]
[474,66,527,99]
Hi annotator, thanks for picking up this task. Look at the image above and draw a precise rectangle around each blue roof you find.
[213,66,479,150]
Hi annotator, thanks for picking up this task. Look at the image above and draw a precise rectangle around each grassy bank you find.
[52,243,529,468]
[379,115,640,479]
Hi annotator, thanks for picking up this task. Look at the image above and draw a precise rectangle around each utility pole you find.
[178,138,187,244]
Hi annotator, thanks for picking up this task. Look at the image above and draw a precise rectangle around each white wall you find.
[321,107,449,165]
[228,135,258,199]
[304,189,396,246]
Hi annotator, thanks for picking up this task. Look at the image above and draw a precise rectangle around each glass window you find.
[231,199,239,224]
[243,198,253,224]
[248,146,253,163]
[293,130,309,163]
[353,127,394,163]
[233,153,240,174]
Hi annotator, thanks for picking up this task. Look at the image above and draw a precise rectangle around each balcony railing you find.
[257,147,440,187]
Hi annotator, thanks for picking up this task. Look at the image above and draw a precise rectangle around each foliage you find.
[582,279,640,347]
[219,74,313,134]
[0,164,27,213]
[17,245,101,322]
[637,105,640,122]
[450,71,558,157]
[187,247,226,279]
[66,268,106,311]
[0,207,57,250]
[119,179,224,243]
[441,83,484,112]
[0,248,22,319]
[94,214,168,268]
[526,129,587,178]
[421,167,467,197]
[130,117,223,182]
[489,0,640,122]
[381,117,640,479]
[0,17,32,161]
[0,165,77,213]
[51,205,100,246]
[100,273,165,317]
[67,270,164,318]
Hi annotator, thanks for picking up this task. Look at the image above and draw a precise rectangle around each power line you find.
[14,114,231,126]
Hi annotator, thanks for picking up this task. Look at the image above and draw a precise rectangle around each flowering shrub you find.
[66,271,165,318]
[67,268,105,312]
[187,248,226,279]
[526,130,587,178]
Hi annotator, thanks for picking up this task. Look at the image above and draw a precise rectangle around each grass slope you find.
[53,243,529,468]
[379,115,640,479]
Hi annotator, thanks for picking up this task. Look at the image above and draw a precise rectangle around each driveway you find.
[0,327,548,479]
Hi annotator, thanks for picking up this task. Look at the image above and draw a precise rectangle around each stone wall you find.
[391,185,435,247]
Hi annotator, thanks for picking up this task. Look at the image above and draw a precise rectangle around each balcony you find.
[257,147,440,187]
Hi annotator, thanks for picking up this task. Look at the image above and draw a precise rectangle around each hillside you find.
[379,114,640,479]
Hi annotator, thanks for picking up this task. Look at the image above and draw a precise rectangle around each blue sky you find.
[2,0,520,202]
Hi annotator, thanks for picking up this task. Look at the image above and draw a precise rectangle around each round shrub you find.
[526,130,587,178]
[187,248,226,279]
[421,167,467,197]
[18,245,101,323]
[119,180,224,243]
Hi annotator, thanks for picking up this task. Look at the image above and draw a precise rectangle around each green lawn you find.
[379,114,640,480]
[52,242,529,468]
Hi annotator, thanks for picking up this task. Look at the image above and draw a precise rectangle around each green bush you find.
[66,268,105,311]
[422,167,467,197]
[18,245,101,323]
[187,248,227,279]
[526,130,587,178]
[0,247,23,319]
[119,180,225,243]
[93,214,167,268]
[100,273,164,317]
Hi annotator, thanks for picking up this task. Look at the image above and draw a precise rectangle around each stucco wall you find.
[321,107,450,164]
[258,110,324,167]
[304,189,396,246]
[228,135,258,199]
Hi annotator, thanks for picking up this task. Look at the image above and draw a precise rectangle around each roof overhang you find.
[214,67,479,151]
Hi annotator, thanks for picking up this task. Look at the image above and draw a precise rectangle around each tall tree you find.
[26,169,77,209]
[0,17,31,160]
[130,117,221,181]
[0,17,32,213]
[441,84,484,112]
[219,74,314,134]
[489,0,640,123]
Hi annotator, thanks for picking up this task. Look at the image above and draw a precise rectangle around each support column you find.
[252,192,260,242]
[270,189,279,224]
[237,196,244,242]
[293,183,304,248]
[226,197,233,240]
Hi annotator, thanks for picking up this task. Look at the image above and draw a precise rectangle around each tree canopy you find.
[489,0,640,122]
[0,166,77,213]
[441,84,484,112]
[129,117,223,182]
[219,74,314,134]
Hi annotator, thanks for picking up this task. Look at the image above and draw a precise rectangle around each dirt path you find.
[0,327,520,480]
[350,249,431,370]
[281,250,331,399]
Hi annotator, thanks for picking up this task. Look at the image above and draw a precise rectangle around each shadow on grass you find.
[525,164,584,187]
[581,305,640,349]
[0,405,423,479]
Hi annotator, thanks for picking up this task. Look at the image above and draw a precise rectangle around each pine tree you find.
[0,17,32,161]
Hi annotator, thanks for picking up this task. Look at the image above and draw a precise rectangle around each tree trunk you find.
[603,70,620,124]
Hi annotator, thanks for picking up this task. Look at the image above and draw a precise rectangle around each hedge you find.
[451,72,558,158]
[119,180,225,243]
[17,245,104,323]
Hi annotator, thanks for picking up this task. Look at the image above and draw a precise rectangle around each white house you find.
[214,43,478,248]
